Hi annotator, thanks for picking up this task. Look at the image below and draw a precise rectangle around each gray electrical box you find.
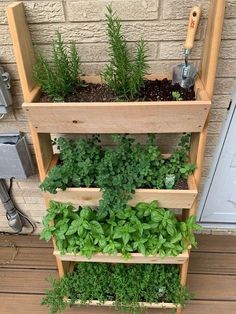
[0,133,34,179]
[0,66,13,114]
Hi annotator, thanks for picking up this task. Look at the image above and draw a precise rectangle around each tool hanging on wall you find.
[172,6,201,89]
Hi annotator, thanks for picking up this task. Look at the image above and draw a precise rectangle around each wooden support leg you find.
[176,306,182,314]
[56,257,67,277]
[30,126,53,181]
[56,260,75,277]
[180,259,189,287]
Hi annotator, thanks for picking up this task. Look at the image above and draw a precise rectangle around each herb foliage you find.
[40,134,196,212]
[34,31,82,101]
[102,5,149,99]
[40,135,103,194]
[41,200,201,259]
[42,262,191,314]
[172,91,183,101]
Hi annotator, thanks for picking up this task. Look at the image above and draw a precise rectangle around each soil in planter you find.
[39,78,195,103]
[174,178,188,190]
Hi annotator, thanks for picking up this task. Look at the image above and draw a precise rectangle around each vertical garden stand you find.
[7,0,225,312]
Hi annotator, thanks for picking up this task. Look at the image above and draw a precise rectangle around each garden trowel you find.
[172,6,201,89]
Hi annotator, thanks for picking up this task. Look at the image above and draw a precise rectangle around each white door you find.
[198,89,236,225]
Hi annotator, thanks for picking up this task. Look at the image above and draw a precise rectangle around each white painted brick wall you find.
[0,0,235,233]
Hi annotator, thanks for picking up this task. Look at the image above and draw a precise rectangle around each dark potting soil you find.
[174,178,188,190]
[39,79,195,103]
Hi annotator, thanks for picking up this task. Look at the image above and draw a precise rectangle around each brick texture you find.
[0,0,235,233]
[67,0,159,21]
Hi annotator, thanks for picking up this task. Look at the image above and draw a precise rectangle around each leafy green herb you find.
[42,262,191,314]
[41,200,201,259]
[172,91,183,101]
[102,5,149,99]
[34,31,82,101]
[40,136,103,194]
[41,134,196,212]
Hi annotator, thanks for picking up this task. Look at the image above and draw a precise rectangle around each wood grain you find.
[194,234,236,253]
[0,247,56,269]
[46,184,197,209]
[187,274,236,300]
[189,252,236,275]
[54,250,189,264]
[6,2,40,103]
[0,268,57,293]
[23,98,211,134]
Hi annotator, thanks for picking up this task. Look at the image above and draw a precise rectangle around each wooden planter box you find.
[44,153,197,209]
[23,75,211,134]
[54,250,189,264]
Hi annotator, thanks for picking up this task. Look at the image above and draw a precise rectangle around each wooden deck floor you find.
[0,234,236,314]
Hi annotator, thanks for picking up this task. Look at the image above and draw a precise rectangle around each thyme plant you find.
[42,262,191,314]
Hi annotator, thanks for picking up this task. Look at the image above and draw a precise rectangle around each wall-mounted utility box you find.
[0,133,34,179]
[0,66,13,114]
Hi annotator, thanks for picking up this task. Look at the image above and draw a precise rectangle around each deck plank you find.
[0,269,57,293]
[0,234,52,248]
[189,252,236,274]
[183,300,236,313]
[0,247,56,269]
[187,274,236,300]
[194,234,236,253]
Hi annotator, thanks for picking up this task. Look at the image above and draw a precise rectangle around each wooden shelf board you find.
[72,300,180,309]
[53,250,189,264]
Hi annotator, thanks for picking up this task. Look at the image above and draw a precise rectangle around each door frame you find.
[197,88,236,227]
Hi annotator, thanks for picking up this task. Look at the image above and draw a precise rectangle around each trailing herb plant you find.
[41,200,201,259]
[40,134,196,211]
[40,135,103,194]
[34,31,82,101]
[102,5,149,99]
[42,262,190,314]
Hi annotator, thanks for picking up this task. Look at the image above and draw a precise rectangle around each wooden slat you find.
[194,234,236,253]
[183,300,236,314]
[23,97,211,134]
[54,250,189,264]
[0,235,52,248]
[6,2,40,102]
[189,252,236,275]
[0,247,56,269]
[46,179,197,209]
[0,269,57,294]
[187,274,236,300]
[73,300,179,309]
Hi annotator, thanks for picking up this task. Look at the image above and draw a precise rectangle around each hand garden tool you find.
[172,6,201,89]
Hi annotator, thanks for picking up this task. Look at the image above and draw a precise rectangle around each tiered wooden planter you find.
[7,1,225,313]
